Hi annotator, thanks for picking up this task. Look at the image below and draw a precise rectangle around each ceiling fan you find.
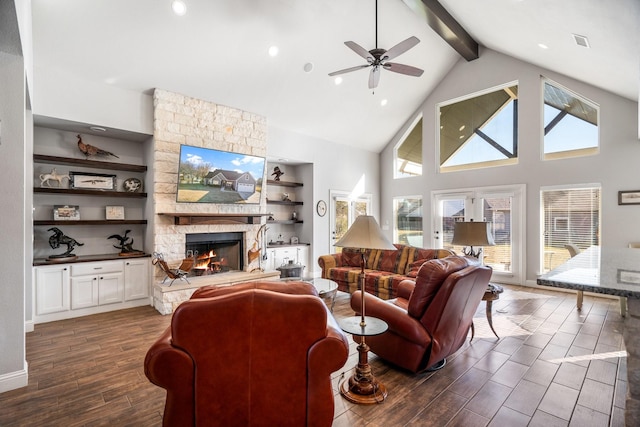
[328,0,424,89]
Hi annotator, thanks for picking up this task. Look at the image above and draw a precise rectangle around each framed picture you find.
[106,206,125,220]
[70,172,116,191]
[53,205,80,221]
[617,269,640,285]
[618,190,640,205]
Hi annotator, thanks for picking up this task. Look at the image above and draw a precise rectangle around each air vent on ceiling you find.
[572,34,590,48]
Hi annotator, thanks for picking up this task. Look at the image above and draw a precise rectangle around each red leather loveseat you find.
[144,280,349,427]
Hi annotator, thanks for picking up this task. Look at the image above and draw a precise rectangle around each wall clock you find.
[316,200,327,217]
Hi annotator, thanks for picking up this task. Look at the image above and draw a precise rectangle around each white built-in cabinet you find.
[124,258,151,301]
[34,258,150,323]
[35,264,70,315]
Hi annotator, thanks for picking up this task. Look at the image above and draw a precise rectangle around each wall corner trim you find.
[0,361,28,393]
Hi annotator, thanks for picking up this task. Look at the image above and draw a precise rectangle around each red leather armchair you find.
[350,256,492,373]
[145,280,349,427]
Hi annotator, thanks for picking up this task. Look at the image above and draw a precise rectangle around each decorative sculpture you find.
[39,168,70,188]
[271,166,284,181]
[108,230,143,256]
[47,227,84,260]
[77,134,119,159]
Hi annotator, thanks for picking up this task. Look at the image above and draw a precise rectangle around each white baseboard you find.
[0,361,28,393]
[25,320,34,333]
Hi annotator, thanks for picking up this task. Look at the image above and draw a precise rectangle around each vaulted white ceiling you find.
[31,0,639,153]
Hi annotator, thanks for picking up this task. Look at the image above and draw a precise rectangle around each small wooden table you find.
[470,283,503,340]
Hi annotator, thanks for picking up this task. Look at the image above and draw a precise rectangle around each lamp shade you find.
[451,221,495,246]
[334,215,396,250]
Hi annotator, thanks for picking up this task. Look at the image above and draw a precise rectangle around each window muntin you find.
[393,197,423,246]
[543,79,599,160]
[541,185,600,272]
[438,84,518,172]
[394,115,422,178]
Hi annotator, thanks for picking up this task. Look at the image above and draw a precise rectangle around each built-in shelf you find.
[34,154,147,173]
[34,220,147,226]
[34,187,147,198]
[266,200,303,206]
[267,220,303,225]
[33,252,150,266]
[267,180,303,187]
[159,213,271,226]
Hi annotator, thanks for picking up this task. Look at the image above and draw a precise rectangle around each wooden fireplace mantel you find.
[158,213,271,226]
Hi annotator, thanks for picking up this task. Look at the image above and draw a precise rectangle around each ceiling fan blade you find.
[383,36,420,61]
[383,62,424,77]
[368,67,380,89]
[328,64,370,76]
[345,41,373,61]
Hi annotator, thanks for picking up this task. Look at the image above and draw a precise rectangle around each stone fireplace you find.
[151,89,279,314]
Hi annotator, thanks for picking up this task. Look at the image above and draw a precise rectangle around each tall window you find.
[432,184,525,284]
[394,197,422,246]
[394,115,422,178]
[438,83,518,172]
[540,185,600,272]
[543,79,599,160]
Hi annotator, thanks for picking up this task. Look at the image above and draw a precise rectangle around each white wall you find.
[0,51,28,392]
[380,48,640,284]
[33,67,153,136]
[267,126,380,276]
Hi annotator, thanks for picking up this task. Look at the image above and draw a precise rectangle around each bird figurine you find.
[271,166,284,181]
[108,229,142,255]
[77,134,119,159]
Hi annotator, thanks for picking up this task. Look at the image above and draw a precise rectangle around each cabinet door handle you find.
[100,277,103,280]
[93,277,97,281]
[94,267,103,270]
[63,268,67,271]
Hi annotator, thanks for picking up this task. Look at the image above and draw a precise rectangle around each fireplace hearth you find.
[185,232,244,276]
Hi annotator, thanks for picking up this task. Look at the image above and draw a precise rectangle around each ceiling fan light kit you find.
[329,0,424,89]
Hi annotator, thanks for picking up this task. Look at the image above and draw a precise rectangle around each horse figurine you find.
[40,168,70,188]
[48,227,84,258]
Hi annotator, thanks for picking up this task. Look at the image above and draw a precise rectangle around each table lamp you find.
[451,220,495,259]
[334,215,395,404]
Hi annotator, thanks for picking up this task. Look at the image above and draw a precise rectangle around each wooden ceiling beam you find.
[402,0,479,61]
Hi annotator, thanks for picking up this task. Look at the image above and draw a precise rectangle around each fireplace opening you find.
[185,232,244,276]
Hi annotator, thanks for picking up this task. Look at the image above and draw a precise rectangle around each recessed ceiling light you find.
[334,77,343,85]
[303,63,314,73]
[89,126,106,132]
[538,43,549,49]
[268,46,279,57]
[171,0,186,16]
[380,99,388,106]
[459,125,466,131]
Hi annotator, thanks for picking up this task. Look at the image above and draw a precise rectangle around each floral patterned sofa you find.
[318,244,455,300]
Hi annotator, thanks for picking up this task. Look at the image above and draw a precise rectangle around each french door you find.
[330,191,371,252]
[431,185,524,284]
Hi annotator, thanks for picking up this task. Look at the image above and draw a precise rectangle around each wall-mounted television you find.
[176,145,265,204]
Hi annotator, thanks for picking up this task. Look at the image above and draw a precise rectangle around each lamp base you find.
[339,340,387,404]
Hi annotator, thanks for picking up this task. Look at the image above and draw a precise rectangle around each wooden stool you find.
[470,283,503,340]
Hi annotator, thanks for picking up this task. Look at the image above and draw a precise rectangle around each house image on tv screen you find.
[205,169,256,194]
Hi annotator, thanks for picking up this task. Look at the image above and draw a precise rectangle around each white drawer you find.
[71,261,123,276]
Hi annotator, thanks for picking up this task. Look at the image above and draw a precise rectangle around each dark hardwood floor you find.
[0,284,627,426]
